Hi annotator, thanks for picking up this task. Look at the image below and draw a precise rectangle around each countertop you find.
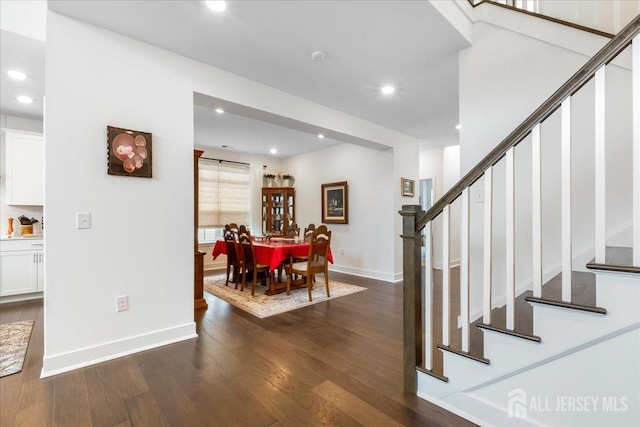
[1,235,44,241]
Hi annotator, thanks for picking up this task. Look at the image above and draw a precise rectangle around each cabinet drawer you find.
[0,239,44,252]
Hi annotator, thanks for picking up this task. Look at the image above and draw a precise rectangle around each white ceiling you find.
[0,30,46,121]
[3,1,470,156]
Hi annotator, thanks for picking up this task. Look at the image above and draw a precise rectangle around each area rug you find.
[204,275,366,318]
[0,320,34,377]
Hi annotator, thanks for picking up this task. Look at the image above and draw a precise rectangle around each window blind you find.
[199,159,250,228]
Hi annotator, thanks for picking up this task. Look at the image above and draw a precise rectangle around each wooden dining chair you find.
[223,228,243,289]
[292,223,316,278]
[238,230,269,296]
[287,223,300,238]
[286,225,331,301]
[303,223,315,242]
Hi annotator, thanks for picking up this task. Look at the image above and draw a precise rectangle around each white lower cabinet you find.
[0,239,44,298]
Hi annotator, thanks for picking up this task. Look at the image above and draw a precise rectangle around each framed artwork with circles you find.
[107,126,152,178]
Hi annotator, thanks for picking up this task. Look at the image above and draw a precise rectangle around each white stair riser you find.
[482,330,542,367]
[595,273,640,322]
[532,305,605,347]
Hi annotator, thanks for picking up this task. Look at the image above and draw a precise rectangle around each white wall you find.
[44,11,420,375]
[0,115,44,235]
[458,22,633,319]
[538,0,640,35]
[0,0,46,41]
[283,143,395,281]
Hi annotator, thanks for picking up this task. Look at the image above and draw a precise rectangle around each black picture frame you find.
[107,125,152,178]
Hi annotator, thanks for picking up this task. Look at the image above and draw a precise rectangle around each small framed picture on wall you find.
[401,178,415,197]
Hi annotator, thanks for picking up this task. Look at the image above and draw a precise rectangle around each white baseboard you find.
[433,259,461,270]
[41,322,197,378]
[328,265,397,283]
[1,292,43,304]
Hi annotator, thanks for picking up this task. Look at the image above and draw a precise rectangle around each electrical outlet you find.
[340,248,345,255]
[116,295,129,312]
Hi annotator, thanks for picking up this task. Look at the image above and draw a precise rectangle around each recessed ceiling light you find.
[318,134,324,139]
[270,148,277,154]
[215,108,224,114]
[381,85,395,95]
[8,70,26,80]
[206,1,226,12]
[455,124,461,130]
[17,96,32,104]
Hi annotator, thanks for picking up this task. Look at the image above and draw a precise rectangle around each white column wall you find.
[45,12,419,374]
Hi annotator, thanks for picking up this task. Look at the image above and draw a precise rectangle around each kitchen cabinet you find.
[262,187,295,237]
[3,130,44,206]
[0,239,44,298]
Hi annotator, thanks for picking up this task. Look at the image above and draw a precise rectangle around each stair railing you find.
[400,15,640,393]
[467,0,615,38]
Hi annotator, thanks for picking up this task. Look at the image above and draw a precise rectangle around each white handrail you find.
[633,35,640,266]
[532,124,542,298]
[442,205,451,346]
[461,188,471,352]
[483,167,493,323]
[506,147,515,330]
[595,67,607,265]
[561,97,573,302]
[424,222,433,370]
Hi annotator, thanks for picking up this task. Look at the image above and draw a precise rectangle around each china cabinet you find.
[262,187,295,237]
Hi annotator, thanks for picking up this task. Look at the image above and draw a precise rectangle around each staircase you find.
[400,15,640,427]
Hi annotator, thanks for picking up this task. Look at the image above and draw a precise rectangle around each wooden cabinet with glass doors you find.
[262,187,295,237]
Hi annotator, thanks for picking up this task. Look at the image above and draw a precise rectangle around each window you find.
[198,159,250,243]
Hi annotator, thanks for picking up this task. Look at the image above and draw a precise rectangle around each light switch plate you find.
[77,212,91,229]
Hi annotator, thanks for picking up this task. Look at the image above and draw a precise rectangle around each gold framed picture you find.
[321,181,348,224]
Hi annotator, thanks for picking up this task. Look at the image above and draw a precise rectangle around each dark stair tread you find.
[437,344,490,365]
[426,268,598,375]
[539,271,597,307]
[524,296,606,314]
[416,365,449,383]
[586,246,640,274]
[476,322,542,342]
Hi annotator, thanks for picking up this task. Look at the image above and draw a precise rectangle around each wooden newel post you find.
[399,204,423,393]
[194,150,208,310]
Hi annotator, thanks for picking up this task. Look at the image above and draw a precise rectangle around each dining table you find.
[212,237,334,295]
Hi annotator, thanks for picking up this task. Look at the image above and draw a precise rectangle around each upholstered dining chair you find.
[238,230,269,296]
[286,225,331,301]
[223,227,243,289]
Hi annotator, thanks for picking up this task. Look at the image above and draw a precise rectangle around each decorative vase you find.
[7,217,14,236]
[283,178,291,187]
[266,177,274,187]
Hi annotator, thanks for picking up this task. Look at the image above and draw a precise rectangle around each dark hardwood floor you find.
[0,272,475,427]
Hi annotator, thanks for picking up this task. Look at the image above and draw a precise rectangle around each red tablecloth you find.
[212,240,333,272]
